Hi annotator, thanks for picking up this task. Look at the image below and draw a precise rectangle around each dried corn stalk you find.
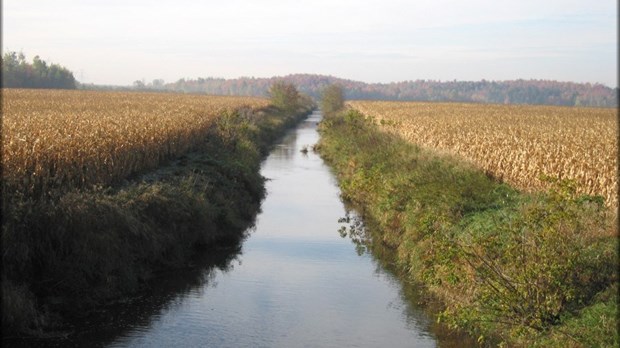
[349,101,618,208]
[2,89,269,197]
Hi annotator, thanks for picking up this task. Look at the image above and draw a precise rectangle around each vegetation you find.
[268,80,301,113]
[152,74,617,107]
[2,88,314,335]
[349,101,618,208]
[320,84,345,115]
[1,52,77,89]
[317,108,617,346]
[2,89,269,199]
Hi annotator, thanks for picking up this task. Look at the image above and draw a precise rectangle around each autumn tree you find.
[269,81,300,112]
[320,84,345,115]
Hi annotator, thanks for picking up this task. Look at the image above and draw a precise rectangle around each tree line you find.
[162,74,617,107]
[1,51,77,89]
[4,50,612,107]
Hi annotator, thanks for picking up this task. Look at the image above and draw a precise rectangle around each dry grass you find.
[348,101,618,208]
[2,89,269,197]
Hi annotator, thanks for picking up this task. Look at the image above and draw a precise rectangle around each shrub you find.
[320,84,345,116]
[268,81,300,113]
[318,108,617,346]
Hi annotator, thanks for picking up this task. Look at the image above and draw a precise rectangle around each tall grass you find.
[348,101,618,208]
[317,109,617,346]
[1,89,313,335]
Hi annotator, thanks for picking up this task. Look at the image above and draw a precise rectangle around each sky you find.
[3,0,617,87]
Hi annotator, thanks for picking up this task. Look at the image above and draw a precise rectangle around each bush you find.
[320,84,344,116]
[268,81,300,113]
[435,181,616,337]
[318,109,617,346]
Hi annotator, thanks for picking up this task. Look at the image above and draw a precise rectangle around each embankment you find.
[317,109,617,347]
[2,105,313,336]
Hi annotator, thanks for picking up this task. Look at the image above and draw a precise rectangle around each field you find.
[348,101,618,208]
[2,89,270,197]
[318,108,617,346]
[2,88,313,334]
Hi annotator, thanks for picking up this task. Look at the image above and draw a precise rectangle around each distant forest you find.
[156,74,617,107]
[1,52,77,89]
[2,51,615,107]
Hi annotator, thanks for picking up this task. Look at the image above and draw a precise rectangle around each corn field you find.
[348,101,618,208]
[2,89,270,198]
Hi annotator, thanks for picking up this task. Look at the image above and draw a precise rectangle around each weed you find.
[317,109,617,346]
[1,93,314,335]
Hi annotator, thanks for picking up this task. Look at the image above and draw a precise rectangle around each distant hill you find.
[113,74,619,107]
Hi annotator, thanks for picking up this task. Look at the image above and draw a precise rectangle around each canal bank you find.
[18,110,478,347]
[316,108,617,347]
[1,104,312,342]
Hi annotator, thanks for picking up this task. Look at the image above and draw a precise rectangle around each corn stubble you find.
[2,89,270,198]
[349,101,618,208]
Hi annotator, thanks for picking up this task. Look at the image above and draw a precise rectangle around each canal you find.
[69,110,471,347]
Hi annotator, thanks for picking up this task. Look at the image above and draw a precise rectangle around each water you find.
[68,111,471,347]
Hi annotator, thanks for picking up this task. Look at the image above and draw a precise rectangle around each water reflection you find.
[6,243,244,348]
[336,209,478,348]
[27,110,476,347]
[337,212,370,256]
[269,131,297,163]
[84,244,243,345]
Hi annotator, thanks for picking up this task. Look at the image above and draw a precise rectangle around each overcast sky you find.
[3,0,617,86]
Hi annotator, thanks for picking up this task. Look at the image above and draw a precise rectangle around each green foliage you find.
[1,51,77,89]
[320,84,345,116]
[438,185,616,339]
[268,80,301,113]
[317,109,618,346]
[525,284,619,347]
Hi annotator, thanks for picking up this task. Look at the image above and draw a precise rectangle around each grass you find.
[348,100,618,208]
[2,102,313,336]
[317,109,618,347]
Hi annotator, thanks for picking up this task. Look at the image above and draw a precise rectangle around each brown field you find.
[2,89,270,197]
[348,101,618,208]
